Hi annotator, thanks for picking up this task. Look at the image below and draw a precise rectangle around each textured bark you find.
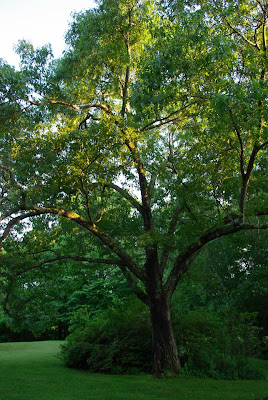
[149,295,181,376]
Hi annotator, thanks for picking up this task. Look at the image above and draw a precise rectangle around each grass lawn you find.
[0,341,267,400]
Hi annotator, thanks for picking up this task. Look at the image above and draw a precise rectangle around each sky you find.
[0,0,96,68]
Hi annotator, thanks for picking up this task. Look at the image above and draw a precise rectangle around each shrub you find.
[174,309,264,380]
[59,297,152,374]
[60,300,263,378]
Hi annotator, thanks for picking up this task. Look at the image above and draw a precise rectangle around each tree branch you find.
[123,135,153,230]
[164,220,268,298]
[26,95,152,234]
[0,206,147,283]
[120,264,149,306]
[24,98,111,114]
[78,112,100,129]
[229,108,245,177]
[148,173,157,199]
[105,182,144,215]
[255,0,267,15]
[239,141,267,219]
[160,204,185,273]
[0,164,26,195]
[225,19,260,50]
[258,140,268,150]
[228,108,267,219]
[121,65,130,117]
[140,103,196,133]
[1,254,144,316]
[0,211,47,250]
[79,176,94,224]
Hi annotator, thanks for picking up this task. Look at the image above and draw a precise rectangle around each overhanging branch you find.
[0,205,147,283]
[0,211,47,250]
[164,220,268,298]
[9,255,124,279]
[24,99,112,114]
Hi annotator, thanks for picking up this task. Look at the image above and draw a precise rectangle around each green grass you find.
[0,341,267,400]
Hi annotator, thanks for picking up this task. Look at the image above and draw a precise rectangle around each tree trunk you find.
[149,295,181,377]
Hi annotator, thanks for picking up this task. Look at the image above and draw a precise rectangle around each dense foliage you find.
[0,0,267,374]
[175,310,264,380]
[60,297,152,374]
[59,295,264,379]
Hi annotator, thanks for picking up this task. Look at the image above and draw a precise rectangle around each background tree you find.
[0,219,133,339]
[0,0,267,375]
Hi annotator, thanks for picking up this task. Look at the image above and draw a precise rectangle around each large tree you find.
[0,0,267,374]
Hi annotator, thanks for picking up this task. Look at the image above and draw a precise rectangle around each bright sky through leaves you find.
[0,0,95,67]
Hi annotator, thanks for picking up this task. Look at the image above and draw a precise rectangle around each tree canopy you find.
[0,0,267,375]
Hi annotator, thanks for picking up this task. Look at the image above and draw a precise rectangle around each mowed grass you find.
[0,341,267,400]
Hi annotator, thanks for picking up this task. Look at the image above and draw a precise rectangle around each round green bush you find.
[59,297,152,373]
